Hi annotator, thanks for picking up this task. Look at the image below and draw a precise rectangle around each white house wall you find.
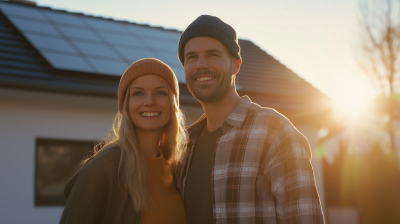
[0,88,118,224]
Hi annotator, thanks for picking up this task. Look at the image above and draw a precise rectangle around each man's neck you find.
[202,90,241,132]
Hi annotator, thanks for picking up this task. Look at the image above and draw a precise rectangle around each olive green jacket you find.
[60,147,142,224]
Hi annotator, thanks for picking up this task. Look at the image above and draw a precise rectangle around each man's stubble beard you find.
[187,67,234,104]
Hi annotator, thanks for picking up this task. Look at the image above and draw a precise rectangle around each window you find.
[35,138,96,206]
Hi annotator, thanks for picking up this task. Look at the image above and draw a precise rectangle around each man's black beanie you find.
[178,15,241,66]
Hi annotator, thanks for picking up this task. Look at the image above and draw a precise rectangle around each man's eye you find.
[187,55,196,60]
[133,92,143,96]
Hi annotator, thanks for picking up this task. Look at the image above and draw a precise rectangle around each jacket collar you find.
[187,95,252,143]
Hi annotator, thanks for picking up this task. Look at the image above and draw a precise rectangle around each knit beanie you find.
[118,58,179,113]
[178,15,241,66]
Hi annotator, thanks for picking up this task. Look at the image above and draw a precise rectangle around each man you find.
[175,15,324,224]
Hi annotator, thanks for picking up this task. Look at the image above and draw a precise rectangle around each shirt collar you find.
[224,95,252,129]
[187,95,252,142]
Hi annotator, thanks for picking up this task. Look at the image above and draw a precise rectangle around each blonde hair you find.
[83,83,187,212]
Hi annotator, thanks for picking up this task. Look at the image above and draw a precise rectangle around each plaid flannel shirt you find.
[175,96,324,224]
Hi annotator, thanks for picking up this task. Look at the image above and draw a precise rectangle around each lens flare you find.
[330,77,374,123]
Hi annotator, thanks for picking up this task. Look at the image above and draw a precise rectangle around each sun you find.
[330,78,375,123]
[333,92,371,121]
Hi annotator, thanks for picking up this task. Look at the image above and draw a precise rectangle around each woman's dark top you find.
[59,147,142,224]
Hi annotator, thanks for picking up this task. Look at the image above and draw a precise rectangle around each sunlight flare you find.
[331,77,374,123]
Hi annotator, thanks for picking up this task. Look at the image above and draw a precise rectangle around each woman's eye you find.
[156,91,167,95]
[132,92,143,96]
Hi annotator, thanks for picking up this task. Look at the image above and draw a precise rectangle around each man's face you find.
[183,37,240,103]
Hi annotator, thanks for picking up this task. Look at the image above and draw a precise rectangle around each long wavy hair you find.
[83,83,187,212]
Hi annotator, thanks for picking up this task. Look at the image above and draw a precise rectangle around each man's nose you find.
[196,54,209,70]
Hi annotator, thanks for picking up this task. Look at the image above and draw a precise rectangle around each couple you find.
[60,15,324,224]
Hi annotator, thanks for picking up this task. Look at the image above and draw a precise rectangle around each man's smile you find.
[195,76,215,82]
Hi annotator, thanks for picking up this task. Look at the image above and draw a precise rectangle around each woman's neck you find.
[134,127,163,158]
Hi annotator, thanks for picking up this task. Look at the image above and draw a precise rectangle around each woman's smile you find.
[140,111,161,117]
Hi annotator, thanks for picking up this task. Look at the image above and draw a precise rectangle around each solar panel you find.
[125,25,174,41]
[172,67,186,83]
[115,47,157,63]
[168,32,181,43]
[58,26,101,41]
[41,51,94,73]
[24,33,75,53]
[0,2,186,82]
[155,52,180,67]
[99,32,144,48]
[83,17,126,33]
[43,10,85,27]
[0,3,45,20]
[72,41,119,59]
[87,58,129,76]
[8,17,59,35]
[142,38,177,52]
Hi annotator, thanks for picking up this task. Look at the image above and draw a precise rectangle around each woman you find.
[60,58,188,224]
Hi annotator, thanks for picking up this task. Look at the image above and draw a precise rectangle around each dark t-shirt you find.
[184,125,223,224]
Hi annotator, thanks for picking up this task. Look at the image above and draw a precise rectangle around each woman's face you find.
[128,74,171,132]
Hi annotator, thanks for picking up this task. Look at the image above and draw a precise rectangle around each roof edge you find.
[5,0,35,6]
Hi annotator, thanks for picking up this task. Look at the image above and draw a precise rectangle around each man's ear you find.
[232,58,242,75]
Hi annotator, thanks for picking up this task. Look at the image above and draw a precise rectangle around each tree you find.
[357,0,400,155]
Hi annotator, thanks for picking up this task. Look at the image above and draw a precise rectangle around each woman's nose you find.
[143,94,156,106]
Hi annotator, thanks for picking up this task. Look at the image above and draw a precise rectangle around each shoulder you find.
[246,101,309,148]
[68,146,121,186]
[246,102,295,131]
[81,146,121,174]
[86,146,121,167]
[248,102,285,120]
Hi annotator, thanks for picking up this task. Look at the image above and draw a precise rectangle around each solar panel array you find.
[0,2,185,82]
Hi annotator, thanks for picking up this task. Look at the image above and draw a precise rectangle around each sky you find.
[35,0,376,108]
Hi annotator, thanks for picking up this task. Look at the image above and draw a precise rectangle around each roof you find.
[0,1,185,79]
[0,0,333,123]
[0,10,121,97]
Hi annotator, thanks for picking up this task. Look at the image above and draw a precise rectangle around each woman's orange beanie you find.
[118,58,179,113]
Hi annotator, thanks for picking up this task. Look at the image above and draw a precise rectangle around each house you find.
[0,0,335,223]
